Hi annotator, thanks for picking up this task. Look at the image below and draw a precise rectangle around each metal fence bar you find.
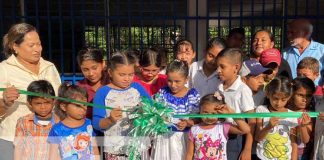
[206,0,210,40]
[58,0,64,74]
[46,0,52,60]
[0,0,4,60]
[239,0,243,27]
[70,0,77,84]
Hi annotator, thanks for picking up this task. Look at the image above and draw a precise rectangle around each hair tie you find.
[64,82,72,87]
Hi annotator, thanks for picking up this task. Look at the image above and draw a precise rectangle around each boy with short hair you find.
[239,59,272,159]
[215,48,254,160]
[14,80,58,160]
[240,59,272,105]
[297,57,322,96]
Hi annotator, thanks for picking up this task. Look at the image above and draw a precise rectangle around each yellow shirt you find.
[0,55,61,141]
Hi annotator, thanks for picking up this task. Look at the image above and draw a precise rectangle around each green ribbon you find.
[0,88,320,118]
[174,112,320,119]
[127,97,173,160]
[0,88,117,111]
[1,88,321,160]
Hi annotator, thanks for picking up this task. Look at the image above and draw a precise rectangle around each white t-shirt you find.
[217,76,255,123]
[188,60,221,97]
[314,98,324,160]
[256,105,298,160]
[189,123,231,160]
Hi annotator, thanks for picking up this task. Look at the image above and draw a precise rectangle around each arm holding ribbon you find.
[255,117,280,142]
[0,86,19,119]
[298,112,312,144]
[99,107,122,129]
[219,104,251,135]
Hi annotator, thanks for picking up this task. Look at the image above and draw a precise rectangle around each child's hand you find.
[109,107,122,123]
[217,104,235,114]
[300,112,311,126]
[318,112,324,121]
[267,117,280,128]
[177,119,188,131]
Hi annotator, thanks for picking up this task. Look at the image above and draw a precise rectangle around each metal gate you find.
[1,0,324,83]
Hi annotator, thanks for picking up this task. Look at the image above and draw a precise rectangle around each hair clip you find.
[214,91,223,101]
[174,59,181,62]
[64,82,72,87]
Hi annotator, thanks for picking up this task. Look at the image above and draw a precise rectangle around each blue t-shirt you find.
[92,82,150,131]
[282,40,324,85]
[47,119,95,160]
[92,82,151,154]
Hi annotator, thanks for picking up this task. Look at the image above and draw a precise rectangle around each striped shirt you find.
[14,113,58,160]
[155,87,200,131]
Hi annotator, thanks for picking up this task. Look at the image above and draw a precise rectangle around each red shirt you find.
[77,79,107,119]
[133,74,167,96]
[314,85,323,96]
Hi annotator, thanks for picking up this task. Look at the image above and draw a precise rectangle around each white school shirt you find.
[0,55,61,141]
[314,99,324,160]
[217,76,255,123]
[188,60,221,97]
[256,105,298,160]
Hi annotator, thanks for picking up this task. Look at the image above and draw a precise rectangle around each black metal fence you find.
[1,0,324,83]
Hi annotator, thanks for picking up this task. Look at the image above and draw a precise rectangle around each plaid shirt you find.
[14,113,58,160]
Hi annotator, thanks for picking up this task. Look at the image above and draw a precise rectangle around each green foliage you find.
[209,26,282,54]
[85,25,281,62]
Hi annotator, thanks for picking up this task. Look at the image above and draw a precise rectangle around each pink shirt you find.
[133,74,167,96]
[314,86,323,96]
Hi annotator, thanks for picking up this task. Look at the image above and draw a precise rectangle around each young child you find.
[215,48,255,160]
[185,93,250,160]
[297,57,323,97]
[133,48,167,96]
[14,80,59,160]
[226,27,245,49]
[240,59,273,159]
[175,39,196,66]
[77,48,109,120]
[92,52,151,159]
[151,45,168,75]
[189,37,225,97]
[255,77,299,160]
[128,48,142,75]
[289,77,315,160]
[259,48,292,82]
[48,83,99,160]
[240,59,272,106]
[151,60,200,160]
